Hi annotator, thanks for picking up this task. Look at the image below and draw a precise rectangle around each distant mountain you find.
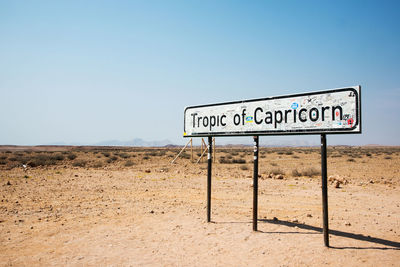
[218,139,317,147]
[94,138,173,147]
[45,137,318,147]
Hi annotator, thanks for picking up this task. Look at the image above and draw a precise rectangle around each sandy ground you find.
[0,146,399,266]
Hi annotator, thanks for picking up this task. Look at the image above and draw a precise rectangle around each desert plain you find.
[0,145,399,266]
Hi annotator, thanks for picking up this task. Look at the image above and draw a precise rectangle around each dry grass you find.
[0,146,398,187]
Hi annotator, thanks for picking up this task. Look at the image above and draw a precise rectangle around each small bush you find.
[67,153,77,160]
[142,156,149,160]
[119,153,130,159]
[285,151,293,155]
[124,160,135,167]
[240,165,249,170]
[291,169,302,177]
[110,156,118,161]
[93,161,104,168]
[17,156,30,164]
[270,168,284,175]
[219,157,231,164]
[181,152,191,159]
[232,158,246,164]
[384,156,392,160]
[52,154,64,161]
[146,151,158,157]
[102,152,111,157]
[27,155,57,167]
[0,155,7,160]
[347,158,355,162]
[302,167,320,177]
[72,160,87,167]
[0,159,7,165]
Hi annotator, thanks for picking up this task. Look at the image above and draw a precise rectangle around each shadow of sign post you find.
[183,86,362,247]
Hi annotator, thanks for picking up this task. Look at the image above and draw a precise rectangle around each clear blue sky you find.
[1,0,399,146]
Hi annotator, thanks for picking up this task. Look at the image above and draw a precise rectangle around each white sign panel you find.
[184,86,361,137]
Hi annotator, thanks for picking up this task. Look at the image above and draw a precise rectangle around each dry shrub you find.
[302,167,320,177]
[146,151,158,157]
[119,153,130,159]
[270,168,284,175]
[219,157,246,164]
[72,160,87,167]
[219,156,230,164]
[232,158,246,164]
[52,154,64,161]
[124,160,135,167]
[27,154,58,167]
[240,165,249,170]
[291,169,302,177]
[181,152,191,159]
[67,153,77,160]
[93,161,104,168]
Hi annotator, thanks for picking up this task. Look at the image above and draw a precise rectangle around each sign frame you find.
[184,86,361,137]
[182,85,362,248]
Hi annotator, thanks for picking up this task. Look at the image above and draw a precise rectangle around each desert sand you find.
[0,146,399,266]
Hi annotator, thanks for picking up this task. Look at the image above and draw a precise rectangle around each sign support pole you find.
[207,136,213,222]
[321,134,329,247]
[253,136,259,231]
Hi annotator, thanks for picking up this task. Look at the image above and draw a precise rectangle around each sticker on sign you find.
[183,86,361,137]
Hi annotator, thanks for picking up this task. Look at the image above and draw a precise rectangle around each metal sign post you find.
[207,136,212,222]
[253,136,259,231]
[321,134,329,246]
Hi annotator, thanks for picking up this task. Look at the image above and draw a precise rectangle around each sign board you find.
[184,86,361,137]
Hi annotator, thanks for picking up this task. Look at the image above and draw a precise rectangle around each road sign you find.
[184,86,361,137]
